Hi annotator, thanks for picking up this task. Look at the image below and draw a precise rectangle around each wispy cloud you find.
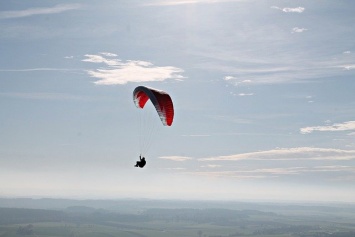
[187,171,270,179]
[159,156,192,161]
[163,167,187,170]
[0,92,94,101]
[83,53,185,85]
[238,93,254,96]
[224,76,252,86]
[0,4,81,19]
[163,148,355,183]
[209,115,252,124]
[219,66,304,85]
[100,52,117,57]
[292,27,308,33]
[301,121,355,134]
[143,0,246,7]
[312,165,354,172]
[201,164,221,168]
[283,7,305,13]
[187,165,355,180]
[219,62,344,85]
[339,64,355,70]
[144,0,198,6]
[181,134,211,137]
[199,147,355,161]
[0,68,78,72]
[190,16,353,86]
[271,6,305,13]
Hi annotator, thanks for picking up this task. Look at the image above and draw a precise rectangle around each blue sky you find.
[1,0,355,202]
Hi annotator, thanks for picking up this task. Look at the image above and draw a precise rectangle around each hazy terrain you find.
[0,198,355,237]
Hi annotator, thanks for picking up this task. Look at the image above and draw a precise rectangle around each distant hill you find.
[0,208,64,224]
[65,205,101,214]
[0,198,354,215]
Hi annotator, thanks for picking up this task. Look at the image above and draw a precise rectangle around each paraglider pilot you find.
[135,155,146,168]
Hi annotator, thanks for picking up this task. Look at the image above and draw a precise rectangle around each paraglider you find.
[134,155,146,168]
[133,86,174,168]
[133,86,174,126]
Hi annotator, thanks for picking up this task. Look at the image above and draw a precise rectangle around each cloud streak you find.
[83,53,184,85]
[143,0,247,6]
[0,68,78,72]
[301,121,355,134]
[238,93,254,96]
[0,4,81,19]
[0,92,96,101]
[340,64,355,70]
[159,156,192,161]
[271,6,305,13]
[188,147,355,181]
[292,27,308,33]
[199,147,355,161]
[187,165,355,180]
[220,60,348,85]
[181,134,211,137]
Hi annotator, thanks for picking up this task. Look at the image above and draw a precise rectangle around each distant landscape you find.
[0,198,355,237]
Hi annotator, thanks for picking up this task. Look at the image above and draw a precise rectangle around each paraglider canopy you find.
[133,86,174,126]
